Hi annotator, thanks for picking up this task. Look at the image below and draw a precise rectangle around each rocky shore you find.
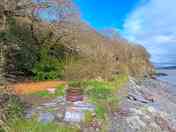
[109,77,176,132]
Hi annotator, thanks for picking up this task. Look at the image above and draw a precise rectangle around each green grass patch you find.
[6,119,80,132]
[95,104,107,120]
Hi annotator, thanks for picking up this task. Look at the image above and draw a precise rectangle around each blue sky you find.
[75,0,176,67]
[75,0,141,30]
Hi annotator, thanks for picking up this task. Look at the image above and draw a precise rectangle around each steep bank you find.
[109,77,176,132]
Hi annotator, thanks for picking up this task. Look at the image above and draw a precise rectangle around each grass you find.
[84,74,128,119]
[5,119,80,132]
[32,84,65,97]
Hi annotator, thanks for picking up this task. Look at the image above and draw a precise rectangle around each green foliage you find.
[68,80,84,88]
[32,84,65,97]
[3,95,25,121]
[86,81,112,100]
[82,75,128,119]
[32,48,64,81]
[95,104,107,120]
[84,111,93,125]
[6,119,80,132]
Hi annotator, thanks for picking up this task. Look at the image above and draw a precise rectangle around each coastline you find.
[156,69,176,86]
[109,77,176,131]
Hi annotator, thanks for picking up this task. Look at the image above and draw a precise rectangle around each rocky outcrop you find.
[109,78,176,132]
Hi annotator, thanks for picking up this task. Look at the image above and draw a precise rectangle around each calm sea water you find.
[157,69,176,85]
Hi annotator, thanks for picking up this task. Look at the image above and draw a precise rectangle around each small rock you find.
[95,128,100,131]
[47,88,56,94]
[55,112,64,120]
[92,112,96,117]
[127,116,146,129]
[147,106,157,113]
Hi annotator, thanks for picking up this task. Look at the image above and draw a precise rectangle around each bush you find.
[32,48,64,81]
[0,93,25,132]
[85,81,112,100]
[0,94,25,121]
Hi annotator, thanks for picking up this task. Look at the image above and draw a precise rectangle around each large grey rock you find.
[64,110,84,122]
[38,112,55,123]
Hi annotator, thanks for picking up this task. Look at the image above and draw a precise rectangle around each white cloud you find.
[122,0,176,66]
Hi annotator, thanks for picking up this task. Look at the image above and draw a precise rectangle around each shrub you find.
[32,48,64,81]
[0,94,25,121]
[0,93,25,132]
[85,81,112,100]
[84,111,93,125]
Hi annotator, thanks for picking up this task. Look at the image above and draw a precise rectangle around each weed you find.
[84,111,93,125]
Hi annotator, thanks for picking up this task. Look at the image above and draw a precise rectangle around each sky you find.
[75,0,176,67]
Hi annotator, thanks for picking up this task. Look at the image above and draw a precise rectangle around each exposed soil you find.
[8,80,66,95]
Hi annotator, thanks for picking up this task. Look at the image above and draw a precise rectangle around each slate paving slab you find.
[25,96,96,123]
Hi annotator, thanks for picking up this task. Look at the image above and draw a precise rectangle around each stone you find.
[73,102,96,111]
[155,116,171,131]
[116,108,129,117]
[92,112,96,117]
[128,94,150,104]
[55,108,65,120]
[127,116,146,130]
[41,102,57,108]
[38,112,55,123]
[55,112,64,120]
[64,111,84,122]
[147,106,157,113]
[47,88,56,94]
[54,96,65,103]
[95,128,100,131]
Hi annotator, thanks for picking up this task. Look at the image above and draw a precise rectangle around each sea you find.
[155,63,176,85]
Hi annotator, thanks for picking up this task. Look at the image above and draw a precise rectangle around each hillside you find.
[0,0,153,83]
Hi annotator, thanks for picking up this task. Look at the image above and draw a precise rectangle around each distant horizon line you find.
[153,62,176,69]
